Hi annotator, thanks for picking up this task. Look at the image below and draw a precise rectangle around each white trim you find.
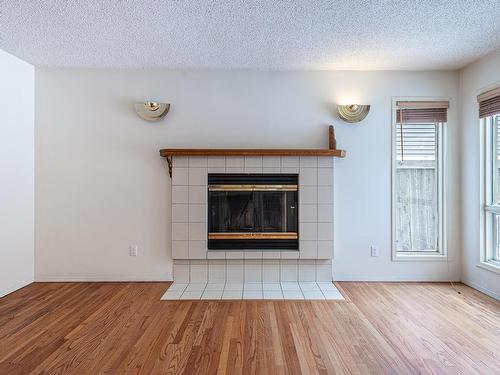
[0,278,34,298]
[462,278,500,301]
[477,261,500,275]
[35,275,172,282]
[335,276,460,282]
[391,96,449,261]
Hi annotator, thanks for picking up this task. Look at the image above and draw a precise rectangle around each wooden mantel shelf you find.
[160,126,346,177]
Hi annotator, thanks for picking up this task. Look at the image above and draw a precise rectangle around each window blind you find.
[477,87,500,118]
[396,101,448,123]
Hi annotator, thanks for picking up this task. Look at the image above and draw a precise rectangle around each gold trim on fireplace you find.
[208,184,298,192]
[208,232,298,240]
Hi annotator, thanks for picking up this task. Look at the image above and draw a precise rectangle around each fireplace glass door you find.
[208,174,298,250]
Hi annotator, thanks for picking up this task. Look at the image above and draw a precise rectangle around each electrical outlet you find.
[129,245,138,257]
[370,245,380,257]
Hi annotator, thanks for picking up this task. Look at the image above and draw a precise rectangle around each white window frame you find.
[480,114,500,274]
[391,97,447,261]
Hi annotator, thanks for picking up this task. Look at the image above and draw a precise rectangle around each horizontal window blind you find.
[396,101,448,123]
[396,123,436,161]
[477,87,500,118]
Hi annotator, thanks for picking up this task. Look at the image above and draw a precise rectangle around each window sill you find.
[477,261,500,275]
[392,252,447,262]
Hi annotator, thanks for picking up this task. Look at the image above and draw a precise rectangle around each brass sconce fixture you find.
[337,104,370,123]
[134,101,170,121]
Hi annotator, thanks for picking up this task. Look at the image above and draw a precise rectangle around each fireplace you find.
[208,174,299,250]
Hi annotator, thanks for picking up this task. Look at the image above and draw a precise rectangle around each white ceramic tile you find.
[300,156,318,168]
[318,167,334,186]
[280,261,298,281]
[262,167,281,173]
[172,223,189,241]
[172,204,188,222]
[263,290,284,299]
[185,282,207,291]
[243,290,263,299]
[172,186,188,204]
[299,168,317,186]
[318,222,333,241]
[317,241,333,259]
[208,261,226,282]
[244,156,262,168]
[207,251,226,259]
[283,290,304,299]
[262,251,281,259]
[172,240,189,259]
[225,156,244,167]
[205,283,225,291]
[281,251,299,259]
[188,241,207,259]
[180,291,203,300]
[208,156,225,168]
[318,157,334,168]
[161,291,183,300]
[281,167,299,174]
[226,251,244,259]
[226,167,244,173]
[226,260,244,282]
[167,283,188,292]
[224,282,244,291]
[189,204,206,222]
[190,261,208,283]
[189,157,207,167]
[318,186,333,204]
[244,282,262,291]
[174,156,189,167]
[222,290,243,299]
[262,282,281,291]
[317,282,338,291]
[322,290,345,300]
[300,241,317,259]
[299,186,317,204]
[298,261,316,282]
[244,167,263,173]
[244,251,262,259]
[299,282,320,291]
[317,205,333,222]
[262,261,280,282]
[189,222,206,241]
[302,291,325,300]
[300,204,317,223]
[281,157,299,168]
[208,167,225,173]
[201,290,223,300]
[189,186,206,204]
[300,222,317,240]
[173,261,190,283]
[172,167,189,185]
[189,168,207,186]
[262,157,281,167]
[316,260,332,282]
[244,260,262,282]
[280,282,300,291]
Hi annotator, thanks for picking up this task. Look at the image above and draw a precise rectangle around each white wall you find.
[0,50,35,296]
[460,50,500,299]
[35,69,461,281]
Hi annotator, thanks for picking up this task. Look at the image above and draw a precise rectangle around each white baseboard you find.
[461,279,500,301]
[334,276,461,282]
[0,278,34,298]
[35,275,172,282]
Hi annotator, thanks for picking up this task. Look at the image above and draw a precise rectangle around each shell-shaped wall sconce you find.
[337,104,370,123]
[134,101,170,121]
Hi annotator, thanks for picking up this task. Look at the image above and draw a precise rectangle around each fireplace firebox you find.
[208,174,298,250]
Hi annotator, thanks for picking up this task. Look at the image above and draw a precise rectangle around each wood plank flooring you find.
[0,282,499,374]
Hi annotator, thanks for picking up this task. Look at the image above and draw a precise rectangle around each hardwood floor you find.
[0,282,499,374]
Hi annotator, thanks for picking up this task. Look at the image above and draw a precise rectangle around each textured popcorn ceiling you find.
[1,0,500,70]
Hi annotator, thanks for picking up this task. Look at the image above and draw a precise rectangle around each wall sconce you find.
[134,101,170,121]
[337,104,370,123]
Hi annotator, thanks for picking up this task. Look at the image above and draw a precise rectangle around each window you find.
[392,100,448,259]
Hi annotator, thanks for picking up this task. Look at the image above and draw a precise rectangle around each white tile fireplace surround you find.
[171,155,334,283]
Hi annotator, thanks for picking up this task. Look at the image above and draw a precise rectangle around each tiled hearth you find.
[171,155,335,284]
